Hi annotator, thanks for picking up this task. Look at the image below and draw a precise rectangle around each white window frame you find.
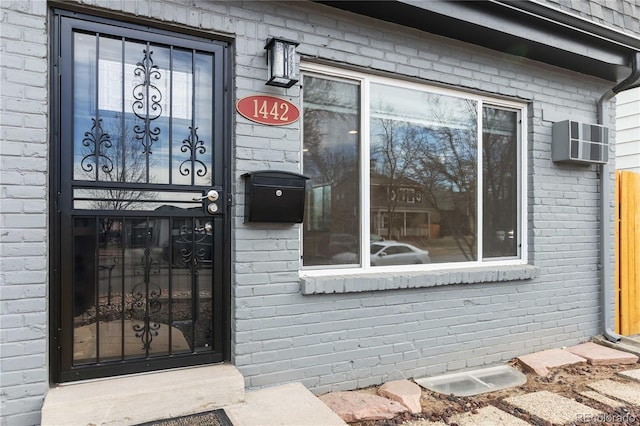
[300,63,528,276]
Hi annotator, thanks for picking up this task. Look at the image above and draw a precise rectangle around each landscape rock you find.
[566,342,639,365]
[517,348,586,376]
[618,368,640,383]
[319,391,407,422]
[378,379,422,413]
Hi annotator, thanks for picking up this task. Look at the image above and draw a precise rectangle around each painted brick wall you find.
[0,0,624,424]
[227,0,617,393]
[0,1,50,425]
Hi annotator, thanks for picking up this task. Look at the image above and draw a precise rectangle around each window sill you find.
[299,264,539,295]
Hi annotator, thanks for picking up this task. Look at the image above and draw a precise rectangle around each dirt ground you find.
[350,361,640,426]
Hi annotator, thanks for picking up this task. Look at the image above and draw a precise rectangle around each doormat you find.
[135,409,233,426]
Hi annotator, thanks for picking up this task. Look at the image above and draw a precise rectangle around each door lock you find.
[194,189,220,215]
[193,189,219,202]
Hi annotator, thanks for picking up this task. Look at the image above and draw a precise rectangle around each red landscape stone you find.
[566,342,639,365]
[319,391,407,422]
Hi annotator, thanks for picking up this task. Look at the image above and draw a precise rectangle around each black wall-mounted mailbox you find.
[242,170,309,223]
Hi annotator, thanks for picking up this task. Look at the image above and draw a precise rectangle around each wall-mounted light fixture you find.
[265,38,299,88]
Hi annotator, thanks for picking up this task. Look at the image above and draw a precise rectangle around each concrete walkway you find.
[41,364,346,426]
[41,365,345,426]
[41,365,246,426]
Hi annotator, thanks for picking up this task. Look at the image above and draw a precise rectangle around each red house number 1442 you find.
[236,95,300,126]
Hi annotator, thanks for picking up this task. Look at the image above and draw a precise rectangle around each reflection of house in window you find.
[398,188,415,203]
[370,174,438,240]
[389,187,417,203]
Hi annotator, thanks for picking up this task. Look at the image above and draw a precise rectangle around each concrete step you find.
[224,382,346,426]
[593,334,640,358]
[41,364,244,426]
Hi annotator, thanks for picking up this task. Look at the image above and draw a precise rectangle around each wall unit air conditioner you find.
[552,120,609,165]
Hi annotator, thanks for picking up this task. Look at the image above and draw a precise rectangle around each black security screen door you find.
[51,11,230,382]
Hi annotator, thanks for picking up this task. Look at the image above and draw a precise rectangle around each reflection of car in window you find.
[370,241,430,266]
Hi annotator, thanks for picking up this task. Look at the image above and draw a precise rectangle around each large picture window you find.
[302,65,526,271]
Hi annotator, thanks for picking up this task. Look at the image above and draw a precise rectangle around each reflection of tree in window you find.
[303,77,358,188]
[482,107,518,258]
[302,75,360,266]
[81,112,158,211]
[371,109,427,241]
[370,90,478,261]
[409,97,478,260]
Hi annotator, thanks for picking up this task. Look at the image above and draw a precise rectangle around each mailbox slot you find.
[243,171,309,223]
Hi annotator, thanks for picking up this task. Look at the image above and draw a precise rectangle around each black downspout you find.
[597,52,640,343]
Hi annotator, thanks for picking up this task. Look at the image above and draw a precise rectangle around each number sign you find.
[236,95,300,126]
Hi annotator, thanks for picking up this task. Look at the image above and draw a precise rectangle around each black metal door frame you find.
[49,8,232,383]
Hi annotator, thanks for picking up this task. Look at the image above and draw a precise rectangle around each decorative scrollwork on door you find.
[176,224,210,272]
[81,118,113,175]
[128,248,162,350]
[132,48,162,155]
[129,282,162,350]
[179,127,208,178]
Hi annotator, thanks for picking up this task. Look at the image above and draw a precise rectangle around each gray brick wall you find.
[0,0,626,424]
[0,1,50,425]
[228,0,617,394]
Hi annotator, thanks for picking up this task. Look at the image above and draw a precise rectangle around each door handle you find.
[195,222,213,233]
[193,189,219,202]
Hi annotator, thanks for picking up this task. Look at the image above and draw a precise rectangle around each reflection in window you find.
[483,107,518,258]
[72,215,215,364]
[72,188,204,211]
[309,185,332,231]
[301,66,524,271]
[302,75,360,267]
[72,33,214,186]
[370,83,478,264]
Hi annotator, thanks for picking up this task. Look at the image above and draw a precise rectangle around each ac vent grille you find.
[552,120,609,165]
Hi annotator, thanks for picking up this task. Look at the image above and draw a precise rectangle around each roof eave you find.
[315,0,640,84]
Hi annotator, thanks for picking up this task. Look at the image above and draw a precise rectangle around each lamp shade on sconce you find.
[265,38,299,88]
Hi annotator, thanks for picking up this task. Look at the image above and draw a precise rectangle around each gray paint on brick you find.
[0,0,629,423]
[300,265,539,294]
[1,0,50,424]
